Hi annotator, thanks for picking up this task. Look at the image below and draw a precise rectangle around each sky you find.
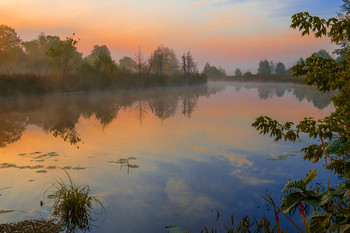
[0,0,344,74]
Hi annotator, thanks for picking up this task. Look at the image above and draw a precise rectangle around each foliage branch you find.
[252,9,350,233]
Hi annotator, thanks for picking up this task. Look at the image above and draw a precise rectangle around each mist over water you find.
[0,81,334,232]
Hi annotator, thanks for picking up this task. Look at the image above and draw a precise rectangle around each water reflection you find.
[0,81,334,233]
[0,82,333,149]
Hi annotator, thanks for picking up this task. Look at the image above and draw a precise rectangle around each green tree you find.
[47,34,82,80]
[202,62,226,78]
[86,45,116,76]
[22,33,60,75]
[181,50,198,77]
[257,59,273,75]
[0,24,23,73]
[334,0,350,58]
[149,46,179,75]
[118,56,137,74]
[243,71,252,77]
[252,10,350,232]
[234,68,242,76]
[314,49,332,59]
[275,62,287,75]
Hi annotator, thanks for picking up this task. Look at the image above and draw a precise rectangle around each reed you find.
[46,169,104,233]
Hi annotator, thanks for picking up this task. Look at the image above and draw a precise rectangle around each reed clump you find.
[47,169,104,233]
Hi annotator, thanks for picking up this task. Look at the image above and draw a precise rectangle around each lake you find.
[0,81,334,232]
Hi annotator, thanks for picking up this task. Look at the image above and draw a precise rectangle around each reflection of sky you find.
[0,82,334,232]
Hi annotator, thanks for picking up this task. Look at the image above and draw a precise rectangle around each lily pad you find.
[0,163,17,168]
[165,225,189,233]
[36,170,47,173]
[268,152,296,161]
[29,152,42,155]
[47,194,56,199]
[72,167,86,170]
[0,210,15,214]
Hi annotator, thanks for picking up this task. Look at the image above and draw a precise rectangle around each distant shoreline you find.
[208,75,305,83]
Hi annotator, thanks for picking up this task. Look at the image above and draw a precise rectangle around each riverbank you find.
[209,74,305,83]
[0,219,63,233]
[0,73,208,97]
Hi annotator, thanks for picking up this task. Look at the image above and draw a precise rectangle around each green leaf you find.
[304,169,317,186]
[281,192,304,213]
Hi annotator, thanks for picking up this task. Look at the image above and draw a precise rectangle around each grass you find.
[45,169,104,233]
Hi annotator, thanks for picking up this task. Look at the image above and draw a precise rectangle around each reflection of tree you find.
[0,113,27,147]
[0,85,213,146]
[293,89,306,102]
[257,87,273,100]
[231,82,333,109]
[275,87,285,97]
[181,95,198,119]
[47,106,82,146]
[29,104,82,146]
[132,100,148,127]
[94,104,119,128]
[149,97,178,121]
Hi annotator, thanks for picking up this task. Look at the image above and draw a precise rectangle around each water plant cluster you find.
[45,169,104,233]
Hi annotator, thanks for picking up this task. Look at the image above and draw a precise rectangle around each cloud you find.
[192,146,253,167]
[164,179,221,216]
[236,174,275,186]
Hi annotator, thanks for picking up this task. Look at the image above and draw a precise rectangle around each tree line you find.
[0,25,207,94]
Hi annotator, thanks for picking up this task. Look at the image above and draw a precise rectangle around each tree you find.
[243,71,252,77]
[118,56,137,73]
[234,68,242,76]
[296,57,305,65]
[87,45,116,75]
[257,59,273,75]
[22,33,60,75]
[333,0,350,58]
[0,24,23,73]
[47,34,82,80]
[314,49,332,59]
[181,50,198,77]
[275,62,287,75]
[253,10,350,232]
[149,46,179,75]
[202,63,226,78]
[133,46,147,76]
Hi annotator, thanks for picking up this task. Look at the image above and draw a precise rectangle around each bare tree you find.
[133,46,147,76]
[181,50,198,77]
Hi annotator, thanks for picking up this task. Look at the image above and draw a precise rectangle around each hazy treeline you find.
[229,49,337,79]
[0,25,207,95]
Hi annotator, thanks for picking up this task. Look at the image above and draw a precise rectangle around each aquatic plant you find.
[201,213,290,233]
[46,169,104,232]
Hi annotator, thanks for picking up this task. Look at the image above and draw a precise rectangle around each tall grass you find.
[46,169,104,233]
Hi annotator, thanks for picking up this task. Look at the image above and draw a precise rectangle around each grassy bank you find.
[0,73,208,96]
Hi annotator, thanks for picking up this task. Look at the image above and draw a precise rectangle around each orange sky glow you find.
[0,0,343,74]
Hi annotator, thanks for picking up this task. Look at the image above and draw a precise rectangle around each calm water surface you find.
[0,81,334,232]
